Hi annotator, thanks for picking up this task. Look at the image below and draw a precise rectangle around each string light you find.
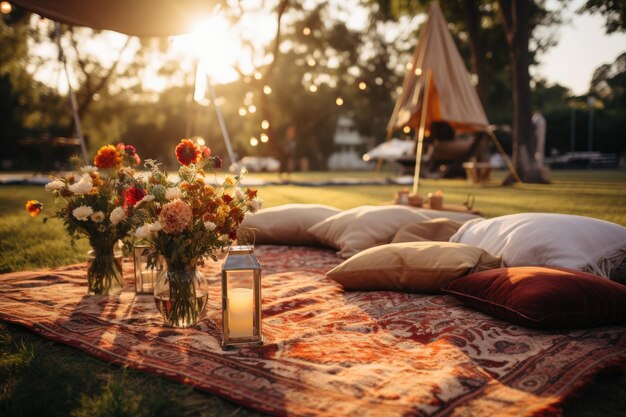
[303,27,311,36]
[260,133,269,143]
[0,1,12,14]
[307,58,316,67]
[358,82,367,90]
[375,77,383,85]
[250,137,259,146]
[263,85,272,95]
[248,105,257,113]
[261,120,270,129]
[336,97,344,106]
[253,72,262,80]
[403,126,411,134]
[239,107,247,116]
[195,137,206,146]
[414,68,422,76]
[309,85,318,93]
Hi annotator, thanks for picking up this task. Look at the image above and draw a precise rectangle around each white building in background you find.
[327,116,371,170]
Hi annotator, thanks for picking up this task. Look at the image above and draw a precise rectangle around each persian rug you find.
[0,246,625,417]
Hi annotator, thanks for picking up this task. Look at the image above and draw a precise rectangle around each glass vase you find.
[154,268,209,328]
[86,245,124,296]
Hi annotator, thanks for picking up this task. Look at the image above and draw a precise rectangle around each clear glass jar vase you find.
[153,268,209,328]
[87,245,124,295]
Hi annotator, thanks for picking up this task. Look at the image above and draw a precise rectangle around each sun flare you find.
[172,16,243,85]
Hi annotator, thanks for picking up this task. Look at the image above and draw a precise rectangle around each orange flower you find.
[175,139,201,166]
[25,200,43,217]
[94,145,121,169]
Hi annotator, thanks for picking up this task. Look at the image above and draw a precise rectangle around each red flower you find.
[200,146,211,159]
[124,145,137,156]
[123,186,145,208]
[246,188,258,198]
[213,156,223,169]
[175,139,201,166]
[25,200,43,217]
[222,194,233,204]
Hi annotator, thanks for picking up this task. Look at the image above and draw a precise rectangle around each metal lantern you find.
[221,245,263,348]
[133,244,163,294]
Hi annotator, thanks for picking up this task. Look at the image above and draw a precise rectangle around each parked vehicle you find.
[230,156,281,173]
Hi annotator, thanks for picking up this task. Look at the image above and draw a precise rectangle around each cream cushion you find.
[238,204,341,246]
[450,213,626,279]
[327,242,501,293]
[392,218,464,243]
[307,205,479,258]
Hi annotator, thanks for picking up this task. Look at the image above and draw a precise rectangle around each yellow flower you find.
[25,200,43,217]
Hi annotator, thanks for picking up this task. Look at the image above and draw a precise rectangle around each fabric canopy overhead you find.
[11,0,216,37]
[387,1,489,135]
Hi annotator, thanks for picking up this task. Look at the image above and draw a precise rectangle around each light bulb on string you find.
[358,82,367,90]
[303,27,311,36]
[260,133,269,143]
[263,85,272,95]
[250,137,259,146]
[239,107,247,116]
[0,2,12,14]
[254,72,262,80]
[403,126,411,134]
[309,85,318,93]
[336,97,344,106]
[261,120,270,129]
[248,105,257,113]
[195,137,206,146]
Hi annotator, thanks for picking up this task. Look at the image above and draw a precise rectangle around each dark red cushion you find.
[441,267,626,330]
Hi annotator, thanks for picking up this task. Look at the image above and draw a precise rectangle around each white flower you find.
[134,224,151,239]
[150,221,163,232]
[67,174,93,195]
[44,180,65,191]
[165,187,182,200]
[90,211,105,223]
[204,221,217,231]
[110,206,126,224]
[239,168,248,176]
[133,194,155,208]
[247,197,263,213]
[72,205,93,221]
[80,165,97,174]
[233,187,245,201]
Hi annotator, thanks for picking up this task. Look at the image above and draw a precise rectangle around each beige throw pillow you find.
[238,204,341,246]
[327,242,502,293]
[391,218,463,243]
[307,205,479,258]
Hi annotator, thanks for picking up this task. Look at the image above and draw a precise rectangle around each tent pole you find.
[206,77,237,167]
[55,23,89,164]
[486,127,522,184]
[374,128,393,172]
[412,69,432,194]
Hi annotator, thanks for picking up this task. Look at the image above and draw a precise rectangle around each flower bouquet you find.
[129,139,262,327]
[26,144,142,295]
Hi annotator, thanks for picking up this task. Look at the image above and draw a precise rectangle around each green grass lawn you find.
[1,169,626,416]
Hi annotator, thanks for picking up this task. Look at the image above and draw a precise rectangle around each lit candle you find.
[228,287,253,338]
[140,270,156,292]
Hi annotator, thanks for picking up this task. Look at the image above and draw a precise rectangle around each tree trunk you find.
[462,0,489,105]
[498,0,550,184]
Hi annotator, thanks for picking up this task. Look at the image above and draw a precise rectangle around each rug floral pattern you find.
[0,245,625,417]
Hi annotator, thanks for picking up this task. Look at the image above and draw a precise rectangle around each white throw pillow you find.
[307,205,480,258]
[449,213,626,279]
